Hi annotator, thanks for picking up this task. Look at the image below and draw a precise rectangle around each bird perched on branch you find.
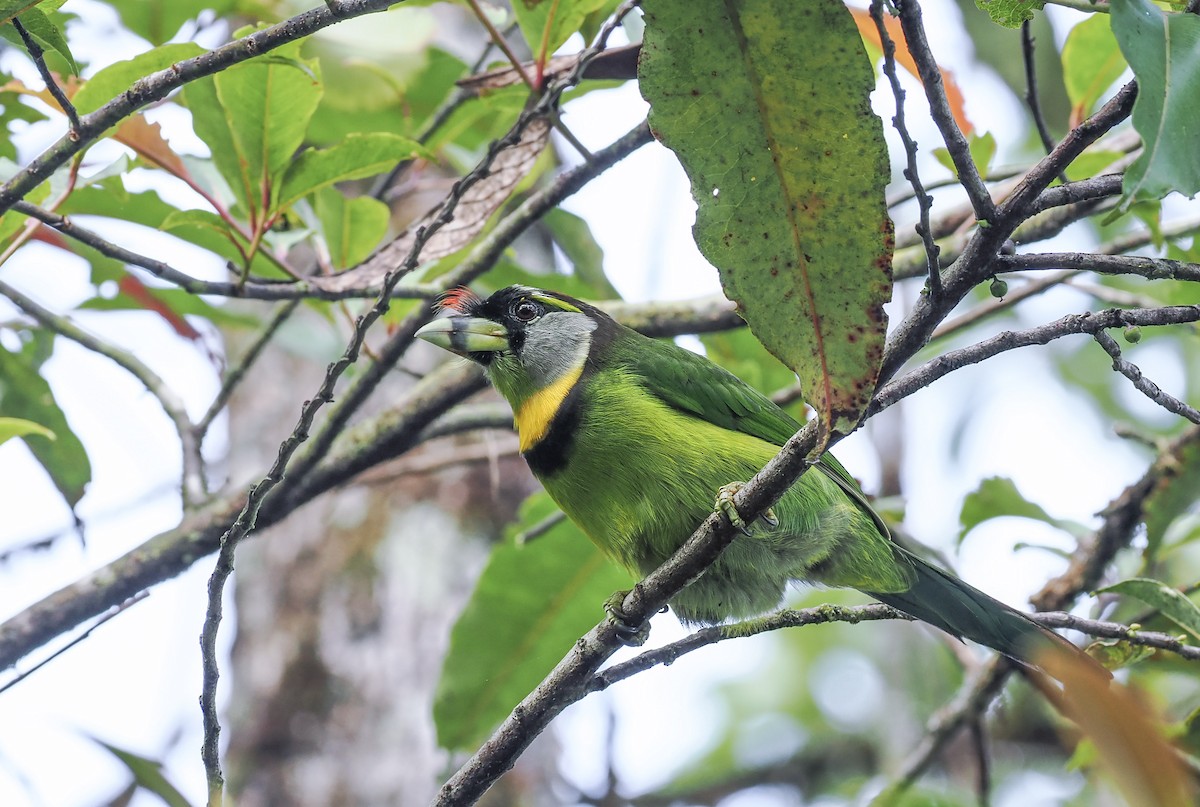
[416,285,1082,666]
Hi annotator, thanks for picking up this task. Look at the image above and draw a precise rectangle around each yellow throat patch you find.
[515,363,585,452]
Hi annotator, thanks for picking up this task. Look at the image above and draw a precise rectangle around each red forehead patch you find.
[437,287,482,315]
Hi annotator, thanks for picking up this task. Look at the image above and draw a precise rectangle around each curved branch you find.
[1094,330,1200,424]
[895,0,996,222]
[870,304,1200,417]
[881,81,1137,384]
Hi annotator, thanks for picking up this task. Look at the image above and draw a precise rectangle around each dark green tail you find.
[864,549,1068,666]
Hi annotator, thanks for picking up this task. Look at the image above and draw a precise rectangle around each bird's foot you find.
[603,590,650,646]
[715,482,777,534]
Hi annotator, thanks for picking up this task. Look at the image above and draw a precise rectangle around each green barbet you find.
[416,285,1075,663]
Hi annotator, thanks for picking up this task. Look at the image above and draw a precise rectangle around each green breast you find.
[524,367,910,624]
[533,367,774,572]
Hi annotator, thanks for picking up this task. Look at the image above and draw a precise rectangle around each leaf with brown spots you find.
[640,0,893,441]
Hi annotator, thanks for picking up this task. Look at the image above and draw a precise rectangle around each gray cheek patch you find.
[521,312,597,388]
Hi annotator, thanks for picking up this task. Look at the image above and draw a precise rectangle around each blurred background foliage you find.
[0,0,1198,805]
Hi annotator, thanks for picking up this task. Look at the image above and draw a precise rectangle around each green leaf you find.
[974,0,1043,28]
[1,7,76,74]
[1085,638,1156,670]
[313,187,390,271]
[540,208,618,298]
[1144,439,1200,560]
[158,208,283,277]
[183,41,322,215]
[959,476,1088,544]
[92,739,192,807]
[1112,0,1200,209]
[1062,14,1127,122]
[181,77,248,209]
[0,415,54,446]
[933,131,997,179]
[433,492,634,750]
[1098,578,1200,641]
[73,43,205,115]
[275,132,424,211]
[640,0,892,437]
[513,0,614,63]
[104,0,233,44]
[0,340,90,510]
[308,48,467,145]
[215,53,323,204]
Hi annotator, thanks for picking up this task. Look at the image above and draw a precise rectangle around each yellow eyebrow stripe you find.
[530,293,580,313]
[515,362,585,452]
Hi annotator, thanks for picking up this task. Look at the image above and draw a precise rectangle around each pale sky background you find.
[0,1,1188,805]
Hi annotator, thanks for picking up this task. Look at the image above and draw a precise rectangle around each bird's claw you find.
[603,590,650,646]
[715,482,777,533]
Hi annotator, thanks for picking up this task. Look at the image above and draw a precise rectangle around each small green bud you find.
[1123,325,1142,344]
[989,277,1008,299]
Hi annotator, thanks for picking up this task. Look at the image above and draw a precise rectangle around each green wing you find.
[618,330,891,537]
[617,330,801,445]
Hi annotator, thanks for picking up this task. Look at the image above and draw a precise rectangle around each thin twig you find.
[968,717,992,807]
[997,252,1200,283]
[8,201,443,301]
[1021,21,1058,160]
[1093,330,1200,424]
[872,0,941,299]
[0,592,148,696]
[11,17,80,135]
[195,300,302,436]
[871,304,1200,417]
[0,278,207,506]
[465,0,536,90]
[895,0,996,223]
[1036,612,1200,660]
[929,270,1075,341]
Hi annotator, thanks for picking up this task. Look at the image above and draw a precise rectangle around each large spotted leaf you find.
[640,0,892,440]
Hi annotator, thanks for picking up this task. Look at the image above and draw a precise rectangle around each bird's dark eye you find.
[512,300,541,322]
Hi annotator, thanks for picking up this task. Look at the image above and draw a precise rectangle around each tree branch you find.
[871,305,1200,417]
[1093,330,1200,424]
[997,252,1200,283]
[881,81,1137,384]
[9,201,443,301]
[11,17,80,135]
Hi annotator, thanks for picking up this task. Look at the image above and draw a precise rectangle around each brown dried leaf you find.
[851,8,974,136]
[1,74,83,110]
[312,116,552,293]
[113,115,190,179]
[1039,645,1195,807]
